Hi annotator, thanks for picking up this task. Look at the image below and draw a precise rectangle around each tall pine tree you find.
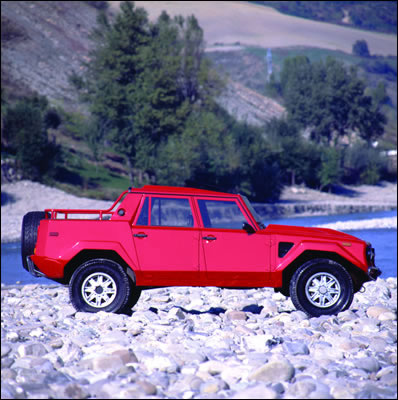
[72,2,223,185]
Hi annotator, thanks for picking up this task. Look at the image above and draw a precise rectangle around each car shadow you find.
[142,303,264,316]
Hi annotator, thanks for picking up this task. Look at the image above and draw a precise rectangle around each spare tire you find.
[21,211,48,271]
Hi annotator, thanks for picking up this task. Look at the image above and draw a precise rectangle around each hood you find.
[264,224,363,242]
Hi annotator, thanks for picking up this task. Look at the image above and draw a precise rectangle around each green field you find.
[251,1,397,34]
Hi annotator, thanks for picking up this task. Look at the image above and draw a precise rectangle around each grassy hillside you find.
[252,1,397,34]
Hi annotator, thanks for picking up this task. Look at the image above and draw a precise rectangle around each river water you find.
[1,210,396,285]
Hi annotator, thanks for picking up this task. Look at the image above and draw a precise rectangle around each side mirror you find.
[242,222,256,234]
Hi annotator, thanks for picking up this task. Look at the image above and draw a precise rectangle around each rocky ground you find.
[1,278,397,399]
[1,181,397,398]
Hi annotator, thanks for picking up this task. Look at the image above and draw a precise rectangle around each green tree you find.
[342,143,385,185]
[156,109,239,190]
[82,116,110,173]
[229,119,284,201]
[1,88,9,147]
[265,118,322,188]
[73,2,223,186]
[280,56,385,145]
[352,39,370,57]
[3,99,59,181]
[318,148,342,191]
[371,81,389,107]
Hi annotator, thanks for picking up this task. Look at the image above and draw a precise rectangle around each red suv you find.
[21,186,380,317]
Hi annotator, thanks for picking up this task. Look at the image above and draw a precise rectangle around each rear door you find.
[132,195,200,286]
[196,197,270,287]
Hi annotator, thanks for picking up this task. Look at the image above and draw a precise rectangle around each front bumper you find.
[368,265,381,280]
[366,243,380,280]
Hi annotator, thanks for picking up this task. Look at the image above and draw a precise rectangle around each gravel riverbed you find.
[1,278,397,399]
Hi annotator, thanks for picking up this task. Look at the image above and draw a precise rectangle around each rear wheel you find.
[69,259,131,313]
[290,258,353,317]
[21,211,48,271]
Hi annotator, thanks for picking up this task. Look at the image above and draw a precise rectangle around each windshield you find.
[241,195,266,230]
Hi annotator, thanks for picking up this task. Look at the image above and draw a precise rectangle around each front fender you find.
[275,240,367,273]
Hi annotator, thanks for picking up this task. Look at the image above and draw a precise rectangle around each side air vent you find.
[278,242,294,258]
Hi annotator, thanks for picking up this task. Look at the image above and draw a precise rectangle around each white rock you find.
[249,358,295,383]
[29,327,45,337]
[6,332,19,342]
[244,334,274,352]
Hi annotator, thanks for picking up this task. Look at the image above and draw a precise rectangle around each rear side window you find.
[151,198,193,227]
[135,197,194,227]
[197,199,248,229]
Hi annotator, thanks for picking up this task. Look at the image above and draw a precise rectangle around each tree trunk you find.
[290,170,296,186]
[126,158,134,185]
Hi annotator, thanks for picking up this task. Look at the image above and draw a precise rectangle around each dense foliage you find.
[253,1,397,34]
[352,40,370,58]
[2,93,61,181]
[2,2,392,200]
[271,55,386,146]
[264,54,389,190]
[71,1,283,201]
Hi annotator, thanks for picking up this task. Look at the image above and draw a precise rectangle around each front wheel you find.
[69,259,131,313]
[290,259,353,317]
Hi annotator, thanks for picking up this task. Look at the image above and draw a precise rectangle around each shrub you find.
[3,97,60,181]
[342,144,386,185]
[353,40,370,57]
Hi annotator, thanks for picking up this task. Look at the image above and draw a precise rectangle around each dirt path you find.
[108,1,397,56]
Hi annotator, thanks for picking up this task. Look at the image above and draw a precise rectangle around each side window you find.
[151,197,194,227]
[136,197,149,225]
[197,199,248,229]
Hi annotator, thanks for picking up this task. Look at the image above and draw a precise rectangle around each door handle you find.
[133,233,148,238]
[203,236,217,241]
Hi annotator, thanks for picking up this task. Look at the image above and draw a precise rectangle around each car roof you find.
[132,185,237,197]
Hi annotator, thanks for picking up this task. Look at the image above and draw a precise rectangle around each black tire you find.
[69,259,131,313]
[120,286,142,315]
[290,258,354,317]
[21,211,48,271]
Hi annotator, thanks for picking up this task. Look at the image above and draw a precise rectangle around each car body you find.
[21,185,381,317]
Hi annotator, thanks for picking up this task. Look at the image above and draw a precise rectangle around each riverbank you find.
[1,278,397,399]
[1,181,111,243]
[254,181,397,218]
[1,180,397,243]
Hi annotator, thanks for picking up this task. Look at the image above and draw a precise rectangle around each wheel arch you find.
[61,249,137,286]
[279,250,368,296]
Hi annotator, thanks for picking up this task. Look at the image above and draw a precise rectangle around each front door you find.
[197,198,270,287]
[132,196,200,286]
